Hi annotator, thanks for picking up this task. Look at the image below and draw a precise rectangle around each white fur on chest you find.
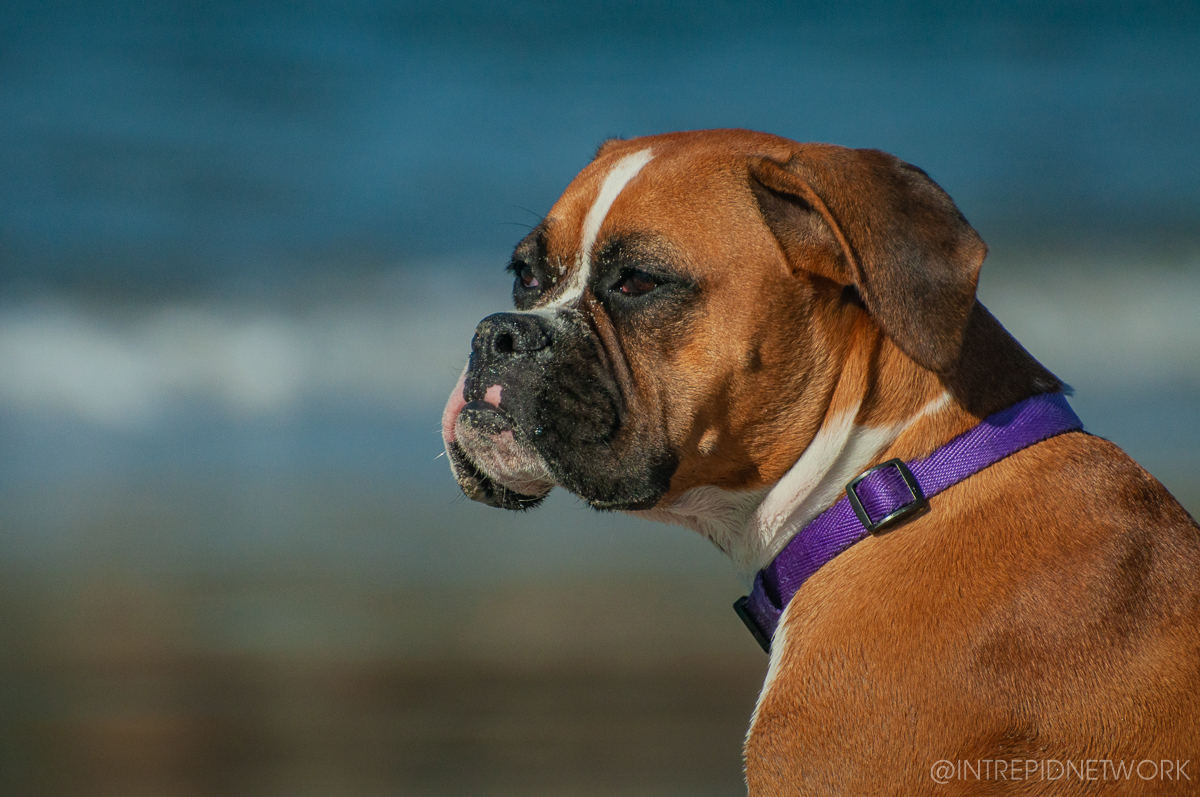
[645,392,949,582]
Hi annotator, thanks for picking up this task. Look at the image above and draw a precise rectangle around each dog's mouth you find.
[442,370,554,510]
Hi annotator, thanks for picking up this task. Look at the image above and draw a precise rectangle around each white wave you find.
[0,263,1196,429]
[0,269,507,428]
[978,264,1200,393]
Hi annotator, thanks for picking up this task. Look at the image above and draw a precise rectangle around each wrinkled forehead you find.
[535,140,770,288]
[541,147,656,269]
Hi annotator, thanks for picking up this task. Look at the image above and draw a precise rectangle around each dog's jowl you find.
[441,129,1200,795]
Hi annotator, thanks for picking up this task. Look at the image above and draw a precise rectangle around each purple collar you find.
[734,392,1083,652]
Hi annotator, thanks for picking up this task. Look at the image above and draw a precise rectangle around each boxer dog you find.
[441,129,1200,794]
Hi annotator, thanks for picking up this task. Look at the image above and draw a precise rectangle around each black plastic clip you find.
[733,596,772,654]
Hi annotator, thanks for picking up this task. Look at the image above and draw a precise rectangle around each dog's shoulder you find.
[746,432,1200,792]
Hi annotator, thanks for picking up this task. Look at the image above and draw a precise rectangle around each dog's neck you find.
[641,303,1061,582]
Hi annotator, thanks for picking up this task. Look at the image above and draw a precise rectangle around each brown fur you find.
[747,435,1200,795]
[523,129,1200,793]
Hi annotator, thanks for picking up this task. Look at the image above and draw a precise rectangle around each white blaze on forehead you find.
[546,148,654,309]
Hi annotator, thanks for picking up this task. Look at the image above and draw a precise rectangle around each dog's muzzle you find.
[442,312,558,510]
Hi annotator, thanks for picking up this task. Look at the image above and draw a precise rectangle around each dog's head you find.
[441,129,987,512]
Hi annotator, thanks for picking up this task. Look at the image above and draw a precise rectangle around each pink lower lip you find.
[441,371,468,444]
[442,377,505,445]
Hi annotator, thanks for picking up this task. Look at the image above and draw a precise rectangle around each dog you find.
[440,129,1200,794]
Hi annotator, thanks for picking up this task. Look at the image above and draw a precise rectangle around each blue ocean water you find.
[0,1,1197,576]
[2,0,1198,291]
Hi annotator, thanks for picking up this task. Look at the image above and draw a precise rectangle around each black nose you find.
[472,312,551,358]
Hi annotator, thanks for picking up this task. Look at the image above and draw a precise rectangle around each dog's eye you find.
[516,262,539,289]
[613,270,658,298]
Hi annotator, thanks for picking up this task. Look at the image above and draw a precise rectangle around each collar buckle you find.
[733,596,772,654]
[845,458,928,535]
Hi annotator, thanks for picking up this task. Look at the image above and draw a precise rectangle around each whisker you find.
[510,204,546,224]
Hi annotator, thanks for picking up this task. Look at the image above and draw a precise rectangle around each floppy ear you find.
[749,146,986,372]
